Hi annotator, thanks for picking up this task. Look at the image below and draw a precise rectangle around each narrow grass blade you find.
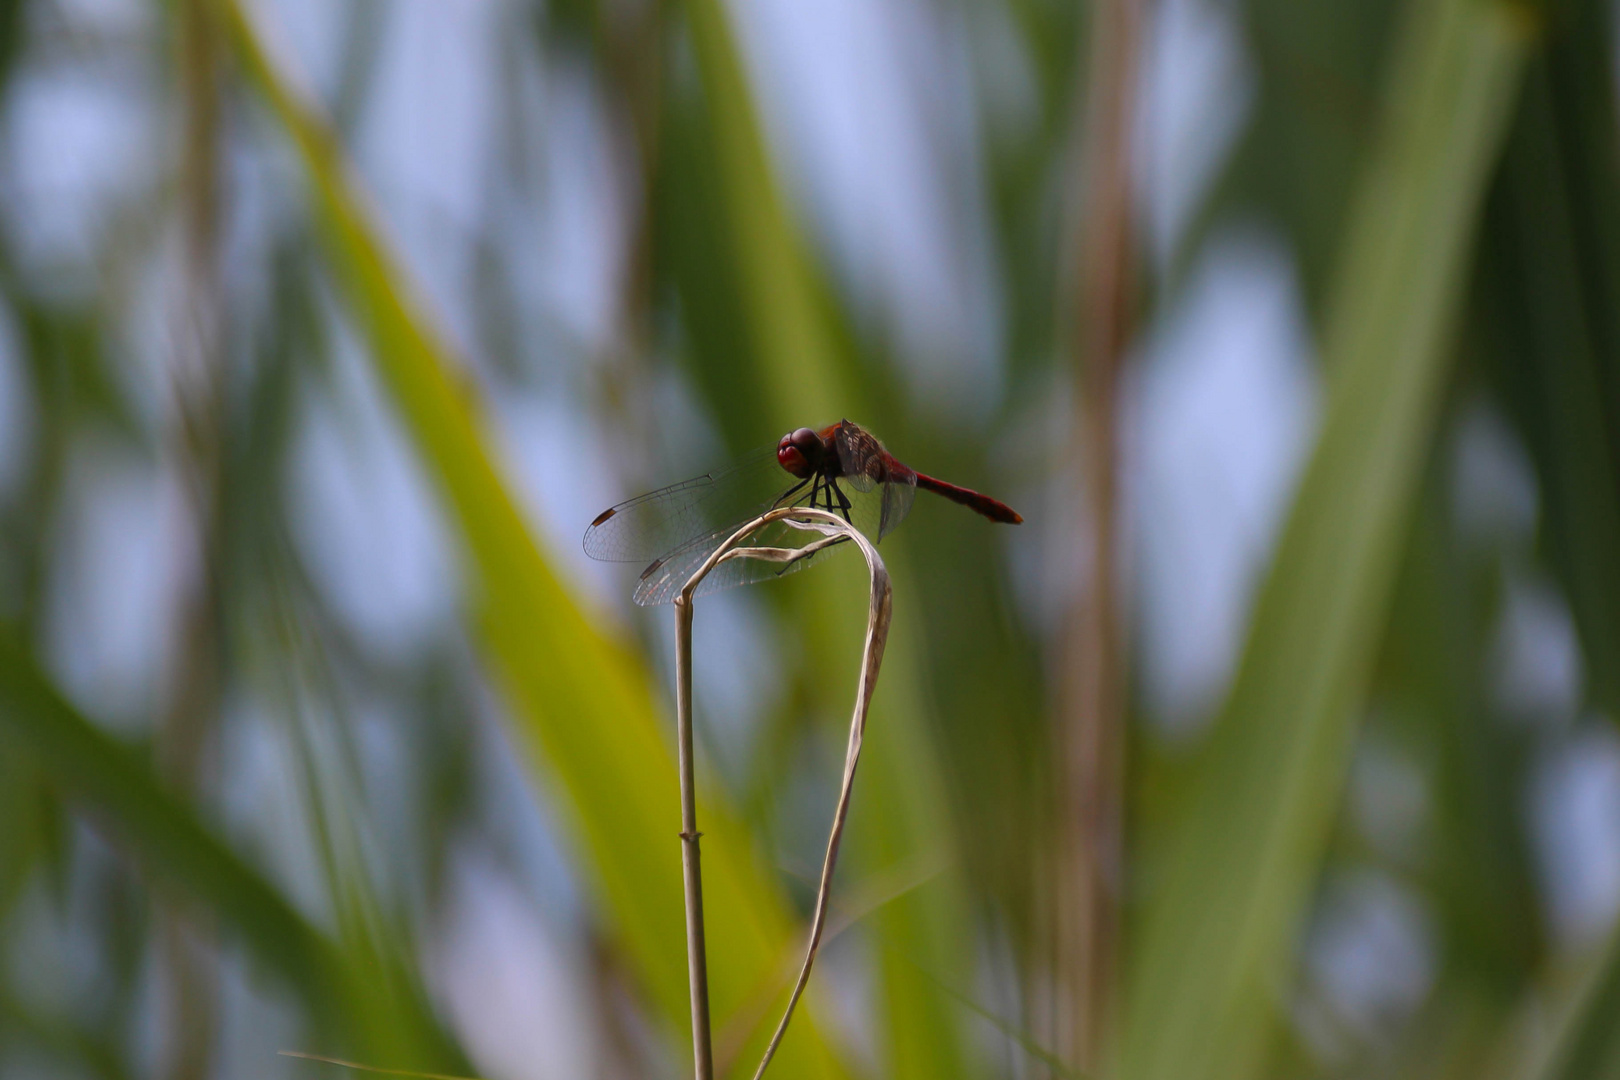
[0,627,460,1063]
[219,4,848,1075]
[682,0,845,429]
[1477,21,1620,717]
[1122,2,1530,1078]
[678,4,977,1076]
[1482,8,1620,1074]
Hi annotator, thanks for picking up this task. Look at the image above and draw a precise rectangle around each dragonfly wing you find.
[833,422,885,493]
[629,533,720,606]
[878,472,917,540]
[830,482,886,539]
[583,446,791,563]
[831,422,915,541]
[631,516,851,606]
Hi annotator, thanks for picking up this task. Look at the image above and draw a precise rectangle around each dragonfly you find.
[584,420,1023,606]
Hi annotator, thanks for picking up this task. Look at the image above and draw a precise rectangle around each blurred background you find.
[2,0,1619,1078]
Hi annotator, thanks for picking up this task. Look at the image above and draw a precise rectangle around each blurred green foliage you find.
[2,0,1620,1078]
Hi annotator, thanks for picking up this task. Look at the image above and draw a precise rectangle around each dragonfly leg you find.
[829,479,854,524]
[771,476,809,509]
[773,533,848,576]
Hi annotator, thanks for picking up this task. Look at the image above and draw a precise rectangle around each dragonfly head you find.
[777,427,826,478]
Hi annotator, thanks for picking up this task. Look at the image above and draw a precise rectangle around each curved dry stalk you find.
[711,854,946,1072]
[672,506,893,1080]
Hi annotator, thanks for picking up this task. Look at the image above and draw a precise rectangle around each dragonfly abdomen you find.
[914,472,1023,524]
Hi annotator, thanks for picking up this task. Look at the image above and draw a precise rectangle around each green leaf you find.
[1180,0,1402,310]
[1476,12,1620,718]
[1121,2,1530,1078]
[0,627,459,1067]
[682,0,847,434]
[219,3,850,1075]
[675,3,979,1075]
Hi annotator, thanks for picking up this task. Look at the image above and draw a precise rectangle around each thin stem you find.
[674,593,716,1080]
[1057,0,1141,1067]
[159,2,228,1077]
[746,617,876,1080]
[672,507,891,1080]
[712,855,945,1071]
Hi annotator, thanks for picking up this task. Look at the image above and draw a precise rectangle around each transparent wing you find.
[591,424,904,604]
[834,422,884,492]
[879,472,916,539]
[583,446,795,563]
[834,421,916,539]
[630,516,852,606]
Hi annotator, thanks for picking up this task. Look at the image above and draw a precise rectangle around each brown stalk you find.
[674,588,715,1080]
[158,2,228,1078]
[1056,0,1143,1070]
[672,506,893,1080]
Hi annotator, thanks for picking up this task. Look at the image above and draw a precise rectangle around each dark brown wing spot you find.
[591,507,616,527]
[639,556,665,581]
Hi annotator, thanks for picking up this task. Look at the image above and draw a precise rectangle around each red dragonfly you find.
[584,420,1022,605]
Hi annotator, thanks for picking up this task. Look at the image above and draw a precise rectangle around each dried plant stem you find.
[711,855,945,1073]
[673,506,892,1080]
[158,3,227,1078]
[1056,0,1142,1067]
[673,590,716,1080]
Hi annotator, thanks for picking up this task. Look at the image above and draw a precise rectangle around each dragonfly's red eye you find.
[777,428,820,477]
[777,443,810,477]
